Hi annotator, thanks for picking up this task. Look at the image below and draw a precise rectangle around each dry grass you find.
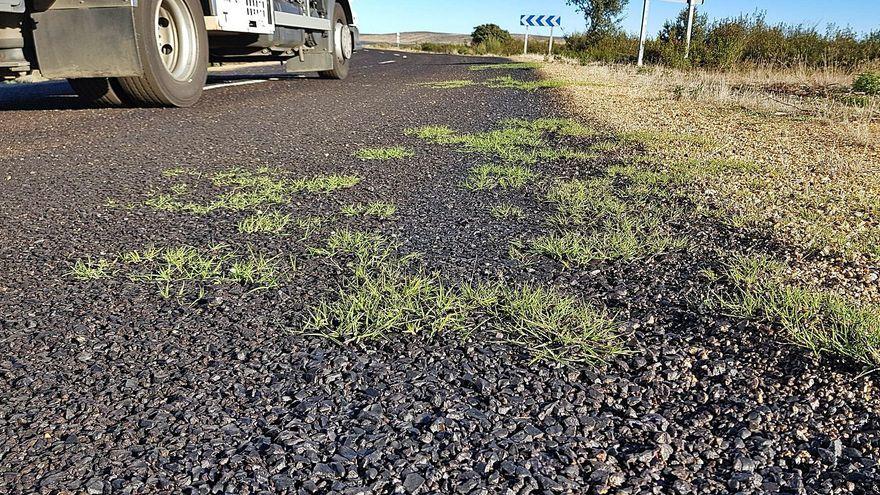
[538,59,880,303]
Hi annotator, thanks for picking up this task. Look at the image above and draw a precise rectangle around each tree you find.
[566,0,629,39]
[471,24,512,45]
[659,7,708,45]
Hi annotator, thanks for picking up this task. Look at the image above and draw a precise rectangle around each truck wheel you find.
[116,0,208,107]
[67,78,128,107]
[318,3,353,80]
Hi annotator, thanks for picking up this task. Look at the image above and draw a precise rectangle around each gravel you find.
[0,50,878,494]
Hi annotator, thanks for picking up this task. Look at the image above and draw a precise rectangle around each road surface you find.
[0,50,876,494]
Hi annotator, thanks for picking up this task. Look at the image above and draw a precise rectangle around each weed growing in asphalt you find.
[289,174,361,194]
[303,230,622,365]
[404,125,458,143]
[143,167,360,214]
[296,215,333,239]
[531,216,686,266]
[420,80,475,89]
[469,62,542,71]
[341,201,397,219]
[465,164,537,191]
[484,75,570,91]
[355,146,414,160]
[406,118,595,164]
[69,257,115,280]
[73,244,292,300]
[238,211,291,234]
[715,254,880,368]
[528,175,685,265]
[489,204,526,220]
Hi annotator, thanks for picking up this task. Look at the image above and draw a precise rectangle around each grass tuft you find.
[465,164,537,191]
[716,254,880,367]
[70,257,115,280]
[489,203,526,220]
[469,62,542,71]
[238,211,291,234]
[420,80,475,89]
[355,146,414,160]
[303,231,622,365]
[408,118,595,164]
[341,201,397,219]
[484,75,570,91]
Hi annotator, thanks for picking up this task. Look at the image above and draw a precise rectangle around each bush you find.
[472,24,512,45]
[853,72,880,95]
[564,11,880,70]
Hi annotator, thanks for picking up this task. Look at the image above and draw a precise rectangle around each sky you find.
[356,1,879,38]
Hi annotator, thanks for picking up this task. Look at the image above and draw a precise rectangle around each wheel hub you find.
[155,0,198,81]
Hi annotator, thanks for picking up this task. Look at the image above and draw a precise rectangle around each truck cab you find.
[0,0,359,107]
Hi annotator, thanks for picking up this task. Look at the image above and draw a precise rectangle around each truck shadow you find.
[0,73,317,111]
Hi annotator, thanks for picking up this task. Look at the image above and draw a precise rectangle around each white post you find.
[548,26,555,56]
[396,32,400,49]
[637,0,650,66]
[524,25,530,55]
[684,0,696,59]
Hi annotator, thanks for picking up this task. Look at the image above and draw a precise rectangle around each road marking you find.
[379,60,396,65]
[204,80,268,90]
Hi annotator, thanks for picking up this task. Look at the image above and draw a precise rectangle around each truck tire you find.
[116,0,208,107]
[318,3,353,80]
[67,78,128,107]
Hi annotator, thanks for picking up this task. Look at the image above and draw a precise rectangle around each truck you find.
[0,0,358,107]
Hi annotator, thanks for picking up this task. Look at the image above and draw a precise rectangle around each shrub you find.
[471,24,512,45]
[853,71,880,95]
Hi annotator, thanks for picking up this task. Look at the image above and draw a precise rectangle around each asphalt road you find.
[1,50,878,494]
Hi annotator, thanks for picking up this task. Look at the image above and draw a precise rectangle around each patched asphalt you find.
[1,50,878,494]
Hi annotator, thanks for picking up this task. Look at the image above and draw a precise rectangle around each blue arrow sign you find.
[521,15,561,27]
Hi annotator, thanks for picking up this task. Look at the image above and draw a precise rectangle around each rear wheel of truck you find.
[67,78,129,107]
[318,3,353,80]
[117,0,208,107]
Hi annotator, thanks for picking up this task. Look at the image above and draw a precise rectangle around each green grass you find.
[341,201,397,219]
[420,80,475,89]
[228,250,280,287]
[716,254,880,368]
[238,211,291,234]
[531,221,686,265]
[469,62,542,71]
[69,257,115,280]
[546,178,627,227]
[406,118,595,164]
[404,125,458,143]
[296,215,333,239]
[500,117,595,137]
[465,164,537,191]
[144,168,360,214]
[484,75,570,91]
[489,203,526,220]
[530,176,686,265]
[355,146,414,160]
[303,230,622,365]
[289,174,361,194]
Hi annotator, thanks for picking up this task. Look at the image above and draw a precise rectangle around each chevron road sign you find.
[520,15,562,56]
[520,15,562,27]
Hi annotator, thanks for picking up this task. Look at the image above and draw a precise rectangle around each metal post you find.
[548,26,554,56]
[637,0,650,66]
[524,25,529,55]
[396,32,400,49]
[685,0,696,59]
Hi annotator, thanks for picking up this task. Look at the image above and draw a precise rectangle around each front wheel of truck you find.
[116,0,208,107]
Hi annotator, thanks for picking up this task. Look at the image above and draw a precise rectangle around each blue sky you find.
[356,1,879,37]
